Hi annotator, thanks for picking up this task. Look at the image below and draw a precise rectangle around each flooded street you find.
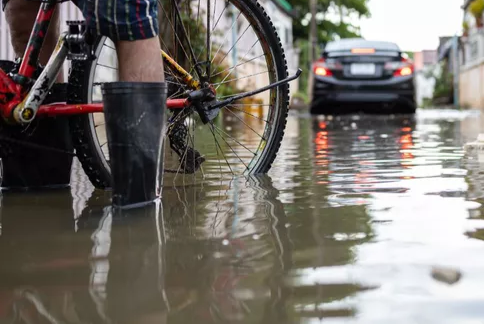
[2,108,484,323]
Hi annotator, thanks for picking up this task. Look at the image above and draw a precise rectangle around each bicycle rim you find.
[74,0,289,186]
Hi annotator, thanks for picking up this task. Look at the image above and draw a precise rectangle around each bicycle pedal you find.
[66,20,96,61]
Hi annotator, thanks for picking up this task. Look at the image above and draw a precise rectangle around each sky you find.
[357,0,464,52]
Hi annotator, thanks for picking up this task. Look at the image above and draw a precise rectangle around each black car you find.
[310,38,417,115]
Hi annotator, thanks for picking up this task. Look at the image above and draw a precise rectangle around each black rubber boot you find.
[102,82,167,209]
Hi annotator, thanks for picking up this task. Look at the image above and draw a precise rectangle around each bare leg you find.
[5,0,63,81]
[115,37,165,82]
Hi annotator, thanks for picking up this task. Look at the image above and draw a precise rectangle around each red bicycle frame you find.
[0,1,188,125]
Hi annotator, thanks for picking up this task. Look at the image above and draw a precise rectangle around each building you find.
[459,0,484,109]
[413,50,438,71]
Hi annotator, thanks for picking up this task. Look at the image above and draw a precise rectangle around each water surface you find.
[1,109,484,323]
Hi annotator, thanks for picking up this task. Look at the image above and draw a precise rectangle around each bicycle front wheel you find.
[69,0,290,188]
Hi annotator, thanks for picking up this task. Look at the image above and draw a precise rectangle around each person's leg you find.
[82,0,167,208]
[116,37,164,82]
[78,0,164,82]
[4,0,63,81]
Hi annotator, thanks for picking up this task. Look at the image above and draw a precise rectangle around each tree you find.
[291,0,371,43]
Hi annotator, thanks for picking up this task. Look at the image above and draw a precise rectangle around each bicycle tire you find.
[68,0,290,189]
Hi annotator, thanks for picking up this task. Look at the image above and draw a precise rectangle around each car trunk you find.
[324,50,401,81]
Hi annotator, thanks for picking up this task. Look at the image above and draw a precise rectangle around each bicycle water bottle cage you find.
[65,21,96,61]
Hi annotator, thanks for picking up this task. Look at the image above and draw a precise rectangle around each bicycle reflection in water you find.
[0,175,293,324]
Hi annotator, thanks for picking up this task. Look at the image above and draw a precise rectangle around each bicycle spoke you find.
[213,38,260,86]
[211,22,251,67]
[211,53,264,78]
[213,124,257,155]
[208,123,234,175]
[194,3,227,63]
[206,0,213,79]
[210,11,243,66]
[159,2,196,74]
[188,116,205,178]
[103,43,116,51]
[214,70,268,89]
[212,123,249,171]
[227,105,271,123]
[96,63,117,70]
[226,108,264,139]
[171,0,204,79]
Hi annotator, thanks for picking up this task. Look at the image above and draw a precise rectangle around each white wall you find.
[415,64,439,107]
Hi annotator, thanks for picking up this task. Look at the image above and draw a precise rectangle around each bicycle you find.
[0,0,301,188]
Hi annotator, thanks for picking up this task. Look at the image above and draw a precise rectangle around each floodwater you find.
[2,108,484,323]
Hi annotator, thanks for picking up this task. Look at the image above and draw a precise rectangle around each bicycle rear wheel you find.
[68,0,290,188]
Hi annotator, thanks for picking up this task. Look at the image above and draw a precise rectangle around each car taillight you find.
[312,58,342,77]
[395,66,413,76]
[385,57,414,77]
[312,58,332,77]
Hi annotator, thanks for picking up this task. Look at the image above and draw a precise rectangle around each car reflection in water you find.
[311,114,417,200]
[272,114,418,320]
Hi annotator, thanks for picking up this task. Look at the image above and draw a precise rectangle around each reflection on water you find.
[2,109,484,323]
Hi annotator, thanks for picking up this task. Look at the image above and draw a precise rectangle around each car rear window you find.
[325,39,400,52]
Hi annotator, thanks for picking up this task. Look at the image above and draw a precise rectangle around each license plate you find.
[350,63,376,75]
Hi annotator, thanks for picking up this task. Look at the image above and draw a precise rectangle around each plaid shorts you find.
[75,0,159,41]
[2,0,159,42]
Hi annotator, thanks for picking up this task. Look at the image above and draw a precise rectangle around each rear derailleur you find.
[165,78,217,174]
[167,108,205,174]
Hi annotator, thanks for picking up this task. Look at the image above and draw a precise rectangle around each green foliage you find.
[290,0,371,42]
[432,62,453,102]
[469,0,484,19]
[292,90,309,104]
[296,38,310,95]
